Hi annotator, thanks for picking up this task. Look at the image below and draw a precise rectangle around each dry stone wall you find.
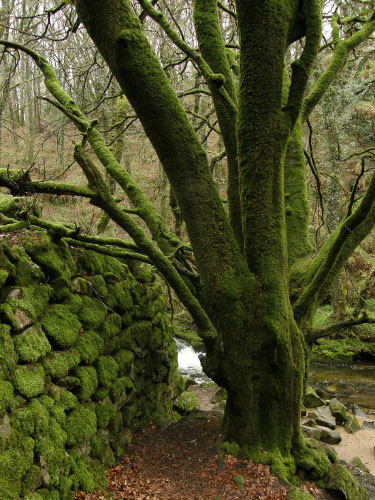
[0,229,182,500]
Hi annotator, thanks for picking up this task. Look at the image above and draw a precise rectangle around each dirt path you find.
[76,413,325,500]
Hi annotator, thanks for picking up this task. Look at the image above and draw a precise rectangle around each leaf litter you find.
[75,413,324,499]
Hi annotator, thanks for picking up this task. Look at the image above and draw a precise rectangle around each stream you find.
[176,340,375,409]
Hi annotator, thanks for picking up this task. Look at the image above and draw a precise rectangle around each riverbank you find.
[332,415,375,475]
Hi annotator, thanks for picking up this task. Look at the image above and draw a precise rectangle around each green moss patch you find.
[106,282,133,312]
[77,296,107,330]
[74,366,98,402]
[110,376,133,402]
[13,364,45,398]
[65,407,97,446]
[101,313,122,340]
[125,321,152,349]
[42,351,80,380]
[95,401,116,429]
[74,331,104,364]
[0,380,14,415]
[326,463,368,499]
[114,349,134,376]
[1,285,52,331]
[95,356,119,387]
[173,391,200,414]
[14,324,51,363]
[41,305,81,349]
[25,232,75,280]
[0,324,18,378]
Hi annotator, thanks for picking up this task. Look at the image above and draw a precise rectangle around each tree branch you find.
[0,168,96,198]
[302,9,375,121]
[0,38,184,256]
[284,1,322,126]
[294,170,375,319]
[137,0,237,114]
[308,314,375,343]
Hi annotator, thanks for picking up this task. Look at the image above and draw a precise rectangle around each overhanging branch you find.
[308,314,375,342]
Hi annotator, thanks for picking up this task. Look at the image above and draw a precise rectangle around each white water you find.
[175,339,210,382]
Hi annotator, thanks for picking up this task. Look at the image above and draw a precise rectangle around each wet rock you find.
[362,419,375,430]
[345,415,361,434]
[7,288,21,299]
[349,457,371,474]
[301,425,322,440]
[13,308,32,330]
[319,426,342,445]
[304,386,325,408]
[304,419,318,427]
[353,403,368,419]
[308,406,336,430]
[329,398,348,424]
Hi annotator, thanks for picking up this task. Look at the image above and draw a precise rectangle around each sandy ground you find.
[332,416,375,474]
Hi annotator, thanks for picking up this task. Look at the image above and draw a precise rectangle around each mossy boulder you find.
[95,356,119,387]
[90,433,116,467]
[304,386,325,408]
[24,491,44,500]
[1,285,52,330]
[47,386,78,411]
[0,324,18,378]
[74,366,98,401]
[287,488,317,499]
[14,255,44,287]
[173,391,200,414]
[345,415,361,434]
[95,401,116,429]
[24,232,75,280]
[65,407,97,446]
[295,446,331,481]
[76,250,127,281]
[42,351,80,380]
[14,324,51,363]
[49,276,71,302]
[114,349,134,376]
[34,434,67,487]
[110,376,134,403]
[0,380,14,415]
[106,282,133,312]
[77,296,107,330]
[349,456,370,474]
[101,313,122,340]
[326,464,368,499]
[41,305,81,349]
[125,321,152,349]
[0,436,34,480]
[87,275,108,298]
[329,398,347,424]
[13,364,45,398]
[74,331,104,364]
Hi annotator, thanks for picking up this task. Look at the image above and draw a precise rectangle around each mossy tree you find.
[1,0,375,479]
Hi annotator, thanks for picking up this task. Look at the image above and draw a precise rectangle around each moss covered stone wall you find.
[0,229,182,500]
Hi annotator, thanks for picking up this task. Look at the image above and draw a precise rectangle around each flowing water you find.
[176,340,375,409]
[175,339,209,383]
[309,362,375,410]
